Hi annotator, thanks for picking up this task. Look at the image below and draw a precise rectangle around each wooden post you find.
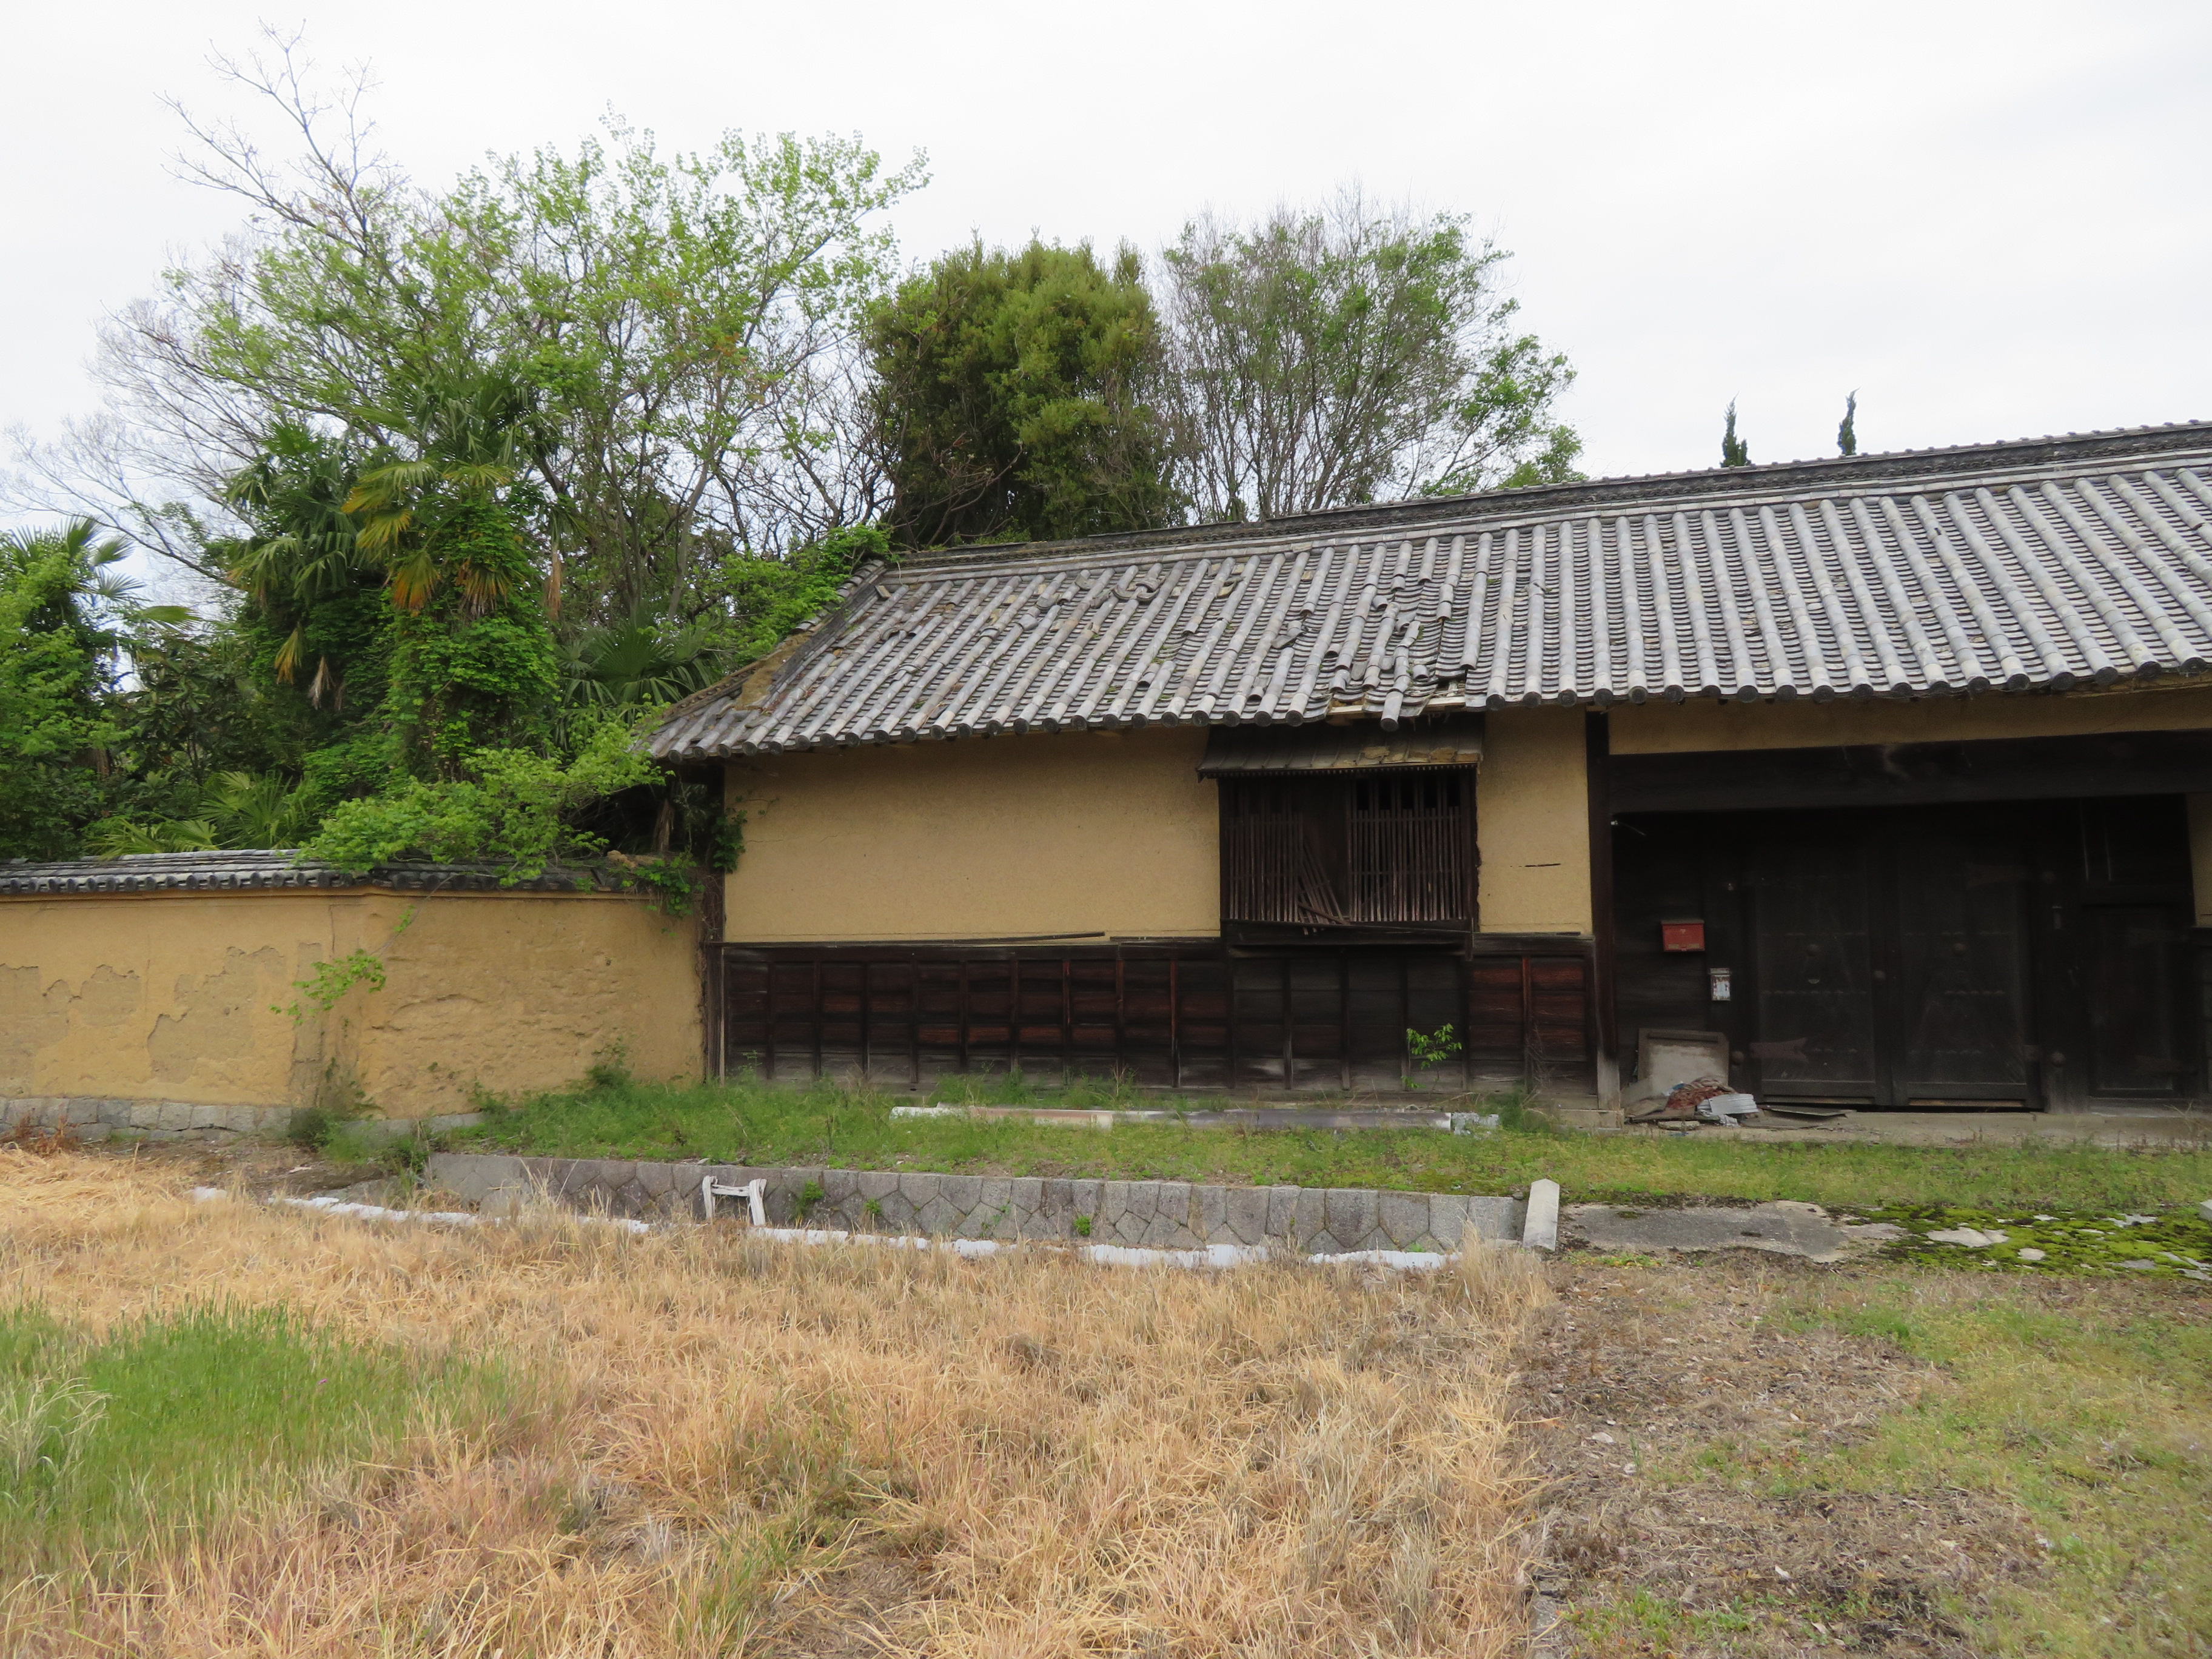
[1339,951,1353,1092]
[858,959,871,1086]
[957,960,971,1076]
[1114,956,1127,1081]
[1170,956,1182,1089]
[1586,711,1618,1107]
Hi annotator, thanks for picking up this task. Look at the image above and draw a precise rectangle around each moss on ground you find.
[1863,1204,2212,1279]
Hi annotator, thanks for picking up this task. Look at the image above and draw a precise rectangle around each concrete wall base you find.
[1,1094,300,1142]
[426,1152,1526,1255]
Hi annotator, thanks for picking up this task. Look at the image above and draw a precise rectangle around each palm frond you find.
[441,462,515,490]
[350,509,414,553]
[272,625,307,685]
[206,773,304,850]
[86,817,220,857]
[456,563,515,612]
[387,550,442,611]
[353,459,444,494]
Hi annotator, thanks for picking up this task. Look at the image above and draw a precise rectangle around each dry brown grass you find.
[0,1148,1547,1657]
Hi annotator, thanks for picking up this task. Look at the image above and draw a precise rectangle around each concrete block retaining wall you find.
[1,1094,300,1142]
[426,1152,1524,1255]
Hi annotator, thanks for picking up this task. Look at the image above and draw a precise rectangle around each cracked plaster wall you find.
[0,891,700,1118]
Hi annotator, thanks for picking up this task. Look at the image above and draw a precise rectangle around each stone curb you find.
[425,1152,1527,1254]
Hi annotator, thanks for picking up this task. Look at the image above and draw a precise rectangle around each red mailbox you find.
[1660,919,1706,953]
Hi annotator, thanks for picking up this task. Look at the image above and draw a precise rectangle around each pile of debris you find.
[1623,1031,1854,1130]
[1624,1076,1850,1129]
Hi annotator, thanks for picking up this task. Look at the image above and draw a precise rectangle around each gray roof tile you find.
[0,850,614,897]
[652,423,2212,760]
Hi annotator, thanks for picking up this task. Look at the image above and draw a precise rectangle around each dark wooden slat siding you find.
[718,942,1596,1094]
[1221,773,1476,927]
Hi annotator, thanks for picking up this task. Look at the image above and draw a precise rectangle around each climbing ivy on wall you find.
[380,493,558,777]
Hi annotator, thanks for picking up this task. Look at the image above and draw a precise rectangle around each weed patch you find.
[455,1074,2212,1215]
[1522,1256,2212,1657]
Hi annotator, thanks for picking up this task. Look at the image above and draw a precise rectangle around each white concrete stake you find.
[701,1178,767,1226]
[1523,1178,1561,1252]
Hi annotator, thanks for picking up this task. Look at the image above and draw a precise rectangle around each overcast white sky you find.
[5,0,2209,525]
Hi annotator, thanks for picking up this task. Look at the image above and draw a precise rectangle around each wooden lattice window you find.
[1221,770,1474,925]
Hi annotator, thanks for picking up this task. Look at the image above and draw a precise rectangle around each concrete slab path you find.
[1563,1201,1906,1264]
[1541,1106,2211,1148]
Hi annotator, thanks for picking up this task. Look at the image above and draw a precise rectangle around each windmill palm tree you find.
[340,373,542,614]
[560,599,727,709]
[0,519,193,636]
[225,425,377,699]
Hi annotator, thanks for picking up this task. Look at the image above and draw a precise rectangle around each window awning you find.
[1198,715,1483,777]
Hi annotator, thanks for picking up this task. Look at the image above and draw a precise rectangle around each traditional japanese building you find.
[653,423,2212,1114]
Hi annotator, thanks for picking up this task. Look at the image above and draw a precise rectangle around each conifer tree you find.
[1720,401,1751,468]
[1837,392,1859,457]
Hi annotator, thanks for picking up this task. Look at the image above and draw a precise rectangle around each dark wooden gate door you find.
[1889,831,2032,1101]
[1749,810,2033,1105]
[1749,830,1882,1099]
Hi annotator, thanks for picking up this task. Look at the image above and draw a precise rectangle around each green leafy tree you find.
[67,36,924,621]
[1156,191,1580,520]
[301,711,660,880]
[868,241,1178,547]
[705,523,890,665]
[1838,392,1859,458]
[218,426,394,802]
[1721,400,1751,468]
[337,375,559,776]
[105,623,282,802]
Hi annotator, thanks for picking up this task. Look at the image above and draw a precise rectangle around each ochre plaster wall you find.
[0,893,338,1109]
[1477,709,1592,935]
[1609,683,2212,753]
[723,728,1219,942]
[0,891,699,1118]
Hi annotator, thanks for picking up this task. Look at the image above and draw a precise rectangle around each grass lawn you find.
[0,1303,514,1574]
[440,1073,2212,1216]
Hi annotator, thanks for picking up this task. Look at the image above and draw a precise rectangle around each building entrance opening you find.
[1612,798,2201,1110]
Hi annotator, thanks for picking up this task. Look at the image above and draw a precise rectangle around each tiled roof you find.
[652,423,2212,760]
[0,850,613,897]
